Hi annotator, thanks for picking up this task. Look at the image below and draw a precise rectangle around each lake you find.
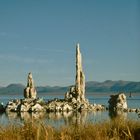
[0,92,140,127]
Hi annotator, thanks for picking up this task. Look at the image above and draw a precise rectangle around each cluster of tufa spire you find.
[24,43,86,102]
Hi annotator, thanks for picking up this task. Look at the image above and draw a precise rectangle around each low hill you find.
[85,80,140,93]
[0,80,140,95]
[0,84,25,95]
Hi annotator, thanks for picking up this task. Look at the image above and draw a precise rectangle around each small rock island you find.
[5,43,105,113]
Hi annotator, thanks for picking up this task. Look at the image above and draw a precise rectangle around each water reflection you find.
[5,111,47,121]
[3,111,108,127]
[21,112,47,121]
[0,110,139,128]
[6,111,88,126]
[109,110,127,120]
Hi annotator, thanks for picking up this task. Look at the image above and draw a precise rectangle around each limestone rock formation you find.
[63,43,105,111]
[6,99,21,112]
[63,44,90,111]
[65,44,87,104]
[44,43,104,112]
[5,44,105,113]
[108,93,128,118]
[6,73,45,113]
[108,93,127,111]
[75,43,85,102]
[6,98,46,112]
[24,72,37,99]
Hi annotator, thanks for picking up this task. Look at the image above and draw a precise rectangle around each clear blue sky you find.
[0,0,140,86]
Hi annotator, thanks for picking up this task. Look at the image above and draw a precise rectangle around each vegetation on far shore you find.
[0,117,140,140]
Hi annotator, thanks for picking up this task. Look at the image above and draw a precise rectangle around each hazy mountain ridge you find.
[0,80,140,95]
[85,80,140,93]
[0,84,25,95]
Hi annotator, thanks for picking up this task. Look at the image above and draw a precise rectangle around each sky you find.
[0,0,140,86]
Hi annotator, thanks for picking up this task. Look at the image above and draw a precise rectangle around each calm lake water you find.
[0,93,140,127]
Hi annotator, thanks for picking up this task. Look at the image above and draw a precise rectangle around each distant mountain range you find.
[0,80,140,95]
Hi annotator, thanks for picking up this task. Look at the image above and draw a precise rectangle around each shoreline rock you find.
[108,92,140,118]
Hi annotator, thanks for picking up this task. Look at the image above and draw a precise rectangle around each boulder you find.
[20,104,30,112]
[0,102,5,112]
[31,103,45,112]
[108,93,127,111]
[62,103,73,112]
[136,108,140,113]
[6,99,21,112]
[6,98,46,112]
[127,108,136,112]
